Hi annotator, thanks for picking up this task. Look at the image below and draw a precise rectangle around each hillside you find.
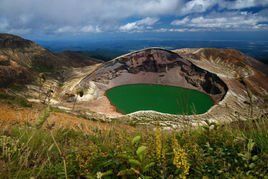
[0,33,102,87]
[0,104,267,178]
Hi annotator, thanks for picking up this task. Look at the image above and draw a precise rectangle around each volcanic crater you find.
[66,48,228,117]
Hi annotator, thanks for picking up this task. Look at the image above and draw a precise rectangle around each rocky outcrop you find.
[175,48,268,94]
[0,34,33,49]
[175,48,268,77]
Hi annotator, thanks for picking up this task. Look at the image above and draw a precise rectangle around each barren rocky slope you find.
[0,33,101,87]
[0,33,61,86]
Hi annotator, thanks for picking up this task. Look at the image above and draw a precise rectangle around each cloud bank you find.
[0,0,267,35]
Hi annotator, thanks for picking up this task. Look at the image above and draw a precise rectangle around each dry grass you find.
[0,101,135,135]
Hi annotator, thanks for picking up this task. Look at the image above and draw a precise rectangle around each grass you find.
[31,63,57,73]
[0,112,267,178]
[7,84,25,92]
[0,92,32,108]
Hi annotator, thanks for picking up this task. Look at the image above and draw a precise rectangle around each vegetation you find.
[32,62,57,73]
[0,92,32,108]
[0,112,267,178]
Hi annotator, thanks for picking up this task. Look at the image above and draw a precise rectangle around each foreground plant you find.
[0,116,267,178]
[172,135,190,178]
[116,135,155,178]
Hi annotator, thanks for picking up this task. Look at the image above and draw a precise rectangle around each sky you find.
[0,0,268,41]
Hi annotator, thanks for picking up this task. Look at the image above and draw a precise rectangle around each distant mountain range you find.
[38,39,268,64]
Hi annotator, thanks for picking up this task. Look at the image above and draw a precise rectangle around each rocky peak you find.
[0,33,103,87]
[0,33,35,49]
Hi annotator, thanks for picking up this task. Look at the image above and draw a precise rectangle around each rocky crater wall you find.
[79,48,228,103]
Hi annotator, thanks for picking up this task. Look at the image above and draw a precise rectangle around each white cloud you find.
[0,18,32,34]
[0,0,179,33]
[55,26,76,33]
[137,17,159,26]
[154,27,202,32]
[177,0,268,15]
[80,25,102,33]
[171,17,190,25]
[119,17,159,32]
[171,11,268,31]
[55,25,101,33]
[0,0,268,35]
[7,28,32,34]
[119,23,138,31]
[220,0,268,10]
[180,0,218,15]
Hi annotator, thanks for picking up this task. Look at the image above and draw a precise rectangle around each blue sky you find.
[0,0,268,41]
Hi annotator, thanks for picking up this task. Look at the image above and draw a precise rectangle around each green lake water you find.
[106,84,214,115]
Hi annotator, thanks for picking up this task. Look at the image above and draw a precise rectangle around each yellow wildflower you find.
[155,126,162,161]
[172,135,190,179]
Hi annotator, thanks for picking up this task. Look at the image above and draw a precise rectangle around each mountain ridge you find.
[0,33,102,87]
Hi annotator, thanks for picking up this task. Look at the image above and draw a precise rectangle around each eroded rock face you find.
[0,65,31,87]
[80,48,228,103]
[175,48,268,77]
[0,34,33,49]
